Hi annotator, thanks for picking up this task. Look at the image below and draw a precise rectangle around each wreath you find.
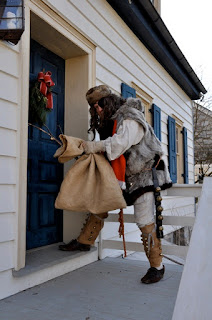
[28,71,55,126]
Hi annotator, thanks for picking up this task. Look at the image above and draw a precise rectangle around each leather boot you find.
[77,212,108,245]
[58,239,91,251]
[140,222,164,284]
[59,212,108,251]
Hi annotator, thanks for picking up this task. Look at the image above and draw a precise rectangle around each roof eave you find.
[106,0,207,100]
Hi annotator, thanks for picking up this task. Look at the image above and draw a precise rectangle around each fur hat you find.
[86,85,111,105]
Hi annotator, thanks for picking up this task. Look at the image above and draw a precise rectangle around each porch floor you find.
[0,254,183,320]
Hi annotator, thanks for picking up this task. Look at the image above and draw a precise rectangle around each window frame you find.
[172,115,184,184]
[131,82,153,124]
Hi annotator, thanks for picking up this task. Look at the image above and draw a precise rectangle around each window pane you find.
[0,5,22,29]
[176,127,179,154]
[5,0,22,6]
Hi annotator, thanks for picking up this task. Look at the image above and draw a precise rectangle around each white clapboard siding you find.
[84,0,193,162]
[0,213,15,243]
[48,1,192,120]
[87,0,192,104]
[0,270,14,300]
[96,46,192,122]
[87,0,183,100]
[0,38,19,280]
[96,62,122,91]
[0,157,17,185]
[0,185,16,213]
[0,99,17,130]
[0,72,18,104]
[0,42,19,77]
[0,128,17,157]
[76,0,192,110]
[0,241,14,272]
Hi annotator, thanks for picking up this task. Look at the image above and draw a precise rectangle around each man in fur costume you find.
[59,85,172,284]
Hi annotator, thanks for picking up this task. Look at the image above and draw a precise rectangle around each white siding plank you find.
[0,185,16,213]
[0,39,20,54]
[0,128,17,157]
[96,62,122,91]
[0,44,19,77]
[0,72,18,104]
[0,241,14,272]
[0,99,18,130]
[0,157,17,184]
[0,213,15,243]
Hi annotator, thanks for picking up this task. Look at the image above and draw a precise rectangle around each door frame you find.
[16,0,96,270]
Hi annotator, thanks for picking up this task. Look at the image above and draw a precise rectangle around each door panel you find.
[27,40,65,249]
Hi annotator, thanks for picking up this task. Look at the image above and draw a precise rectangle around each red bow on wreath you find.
[37,71,55,109]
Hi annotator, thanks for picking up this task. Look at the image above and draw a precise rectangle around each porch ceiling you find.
[30,12,86,60]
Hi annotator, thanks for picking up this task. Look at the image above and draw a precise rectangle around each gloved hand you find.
[83,141,105,154]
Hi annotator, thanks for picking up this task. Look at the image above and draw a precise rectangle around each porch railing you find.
[99,184,202,258]
[172,178,211,319]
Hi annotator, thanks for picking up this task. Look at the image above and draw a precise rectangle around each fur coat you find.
[112,98,172,205]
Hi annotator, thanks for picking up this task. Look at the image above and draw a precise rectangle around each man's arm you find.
[83,119,144,159]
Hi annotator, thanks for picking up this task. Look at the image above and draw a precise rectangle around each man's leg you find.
[59,212,108,251]
[134,192,164,284]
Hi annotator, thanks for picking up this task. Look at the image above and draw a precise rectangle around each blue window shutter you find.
[182,127,189,184]
[152,104,161,141]
[168,116,177,183]
[121,83,136,98]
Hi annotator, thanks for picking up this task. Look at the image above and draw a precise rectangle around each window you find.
[176,127,179,154]
[168,115,189,184]
[175,122,184,184]
[121,82,161,141]
[131,83,153,124]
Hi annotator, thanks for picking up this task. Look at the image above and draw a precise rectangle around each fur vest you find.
[112,98,172,205]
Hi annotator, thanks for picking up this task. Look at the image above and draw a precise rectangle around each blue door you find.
[27,40,65,249]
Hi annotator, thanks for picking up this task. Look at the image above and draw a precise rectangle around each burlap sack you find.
[54,135,84,163]
[54,136,126,214]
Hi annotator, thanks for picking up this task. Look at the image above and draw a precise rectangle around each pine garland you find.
[28,81,52,126]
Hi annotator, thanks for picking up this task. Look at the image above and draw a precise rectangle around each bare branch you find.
[57,124,64,135]
[28,123,62,146]
[193,101,212,176]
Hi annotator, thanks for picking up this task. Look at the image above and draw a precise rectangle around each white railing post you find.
[172,177,212,320]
